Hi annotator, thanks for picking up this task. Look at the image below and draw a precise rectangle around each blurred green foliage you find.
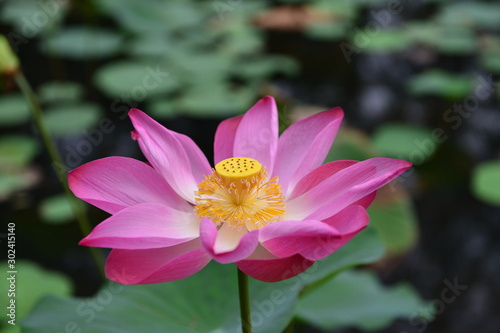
[1,0,499,331]
[0,261,72,333]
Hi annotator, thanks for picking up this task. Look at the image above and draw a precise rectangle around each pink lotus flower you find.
[70,96,411,284]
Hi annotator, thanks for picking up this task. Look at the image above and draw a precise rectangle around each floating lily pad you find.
[179,85,256,117]
[407,70,473,100]
[39,194,75,224]
[94,60,178,98]
[38,81,84,104]
[0,94,30,126]
[0,135,38,168]
[372,123,435,161]
[368,188,419,255]
[472,161,500,206]
[406,23,476,55]
[436,2,500,29]
[41,27,123,59]
[0,0,68,36]
[480,51,500,74]
[147,99,178,119]
[353,29,412,53]
[297,269,426,331]
[43,103,103,136]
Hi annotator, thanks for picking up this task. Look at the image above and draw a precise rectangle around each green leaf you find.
[296,269,425,331]
[305,22,349,40]
[435,2,500,29]
[0,94,30,126]
[38,81,84,104]
[41,27,123,59]
[368,190,419,255]
[372,123,435,161]
[0,135,38,168]
[179,85,256,118]
[407,70,473,100]
[325,127,377,162]
[304,227,385,286]
[148,98,178,120]
[480,51,500,74]
[0,260,72,333]
[39,194,76,224]
[0,0,68,36]
[94,60,178,98]
[352,29,412,52]
[472,161,500,206]
[22,263,299,333]
[406,23,476,55]
[43,103,102,136]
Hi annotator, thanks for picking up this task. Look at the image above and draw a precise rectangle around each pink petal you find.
[68,156,190,214]
[286,158,411,221]
[237,254,314,282]
[290,160,358,199]
[259,220,340,261]
[79,203,199,249]
[200,218,259,264]
[129,109,211,203]
[214,115,243,164]
[105,240,211,284]
[233,96,278,173]
[273,107,344,195]
[289,160,377,208]
[320,205,370,256]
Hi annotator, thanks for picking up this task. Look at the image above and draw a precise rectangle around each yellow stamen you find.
[194,157,285,229]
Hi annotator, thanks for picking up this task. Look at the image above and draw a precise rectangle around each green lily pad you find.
[39,194,76,224]
[296,269,426,331]
[480,51,500,74]
[372,123,435,161]
[22,263,299,333]
[368,189,419,255]
[0,0,67,36]
[94,60,179,98]
[147,98,178,120]
[0,260,72,333]
[472,161,500,206]
[38,81,84,104]
[353,29,412,52]
[41,27,123,59]
[305,22,349,40]
[407,70,473,100]
[179,85,256,117]
[326,127,377,162]
[0,94,30,127]
[43,103,103,136]
[0,135,38,168]
[406,23,476,55]
[436,2,500,29]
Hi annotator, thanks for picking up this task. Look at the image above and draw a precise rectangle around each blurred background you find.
[1,0,500,332]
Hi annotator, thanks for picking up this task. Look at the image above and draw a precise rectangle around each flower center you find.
[194,157,285,229]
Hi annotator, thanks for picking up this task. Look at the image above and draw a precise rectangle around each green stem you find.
[14,72,105,278]
[237,268,252,333]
